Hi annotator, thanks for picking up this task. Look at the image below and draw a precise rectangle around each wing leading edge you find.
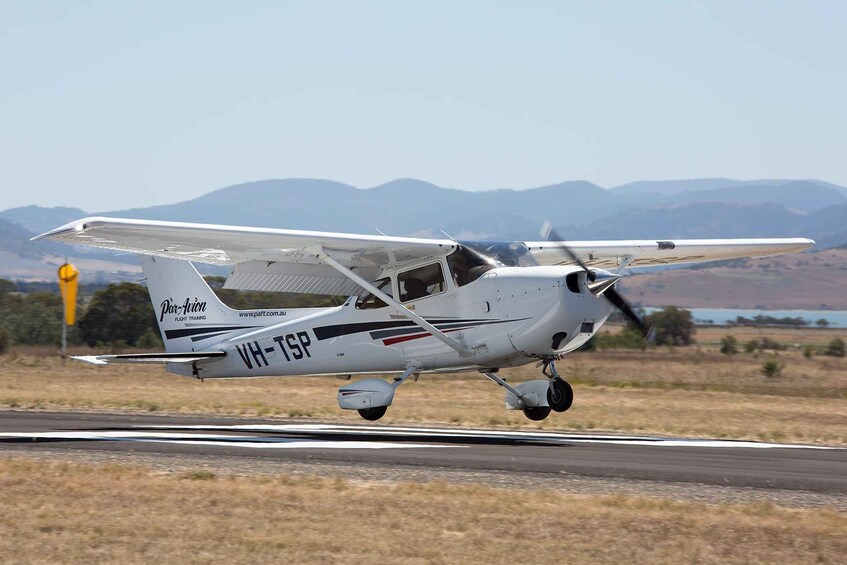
[524,238,815,268]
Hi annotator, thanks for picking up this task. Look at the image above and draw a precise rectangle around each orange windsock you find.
[58,263,79,326]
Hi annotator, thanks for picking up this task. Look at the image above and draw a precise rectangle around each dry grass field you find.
[1,458,845,564]
[1,324,845,445]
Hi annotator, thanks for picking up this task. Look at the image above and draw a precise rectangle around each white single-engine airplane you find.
[35,217,813,421]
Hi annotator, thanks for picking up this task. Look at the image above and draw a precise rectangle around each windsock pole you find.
[61,298,67,359]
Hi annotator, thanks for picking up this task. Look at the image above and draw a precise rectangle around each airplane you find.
[34,217,814,421]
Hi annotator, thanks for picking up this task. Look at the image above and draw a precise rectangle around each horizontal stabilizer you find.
[72,351,226,366]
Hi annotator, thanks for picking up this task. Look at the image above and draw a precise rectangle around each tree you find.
[136,327,164,350]
[643,306,695,346]
[78,283,158,347]
[0,279,16,295]
[815,318,830,328]
[1,292,63,345]
[824,337,846,358]
[720,335,738,355]
[0,327,10,355]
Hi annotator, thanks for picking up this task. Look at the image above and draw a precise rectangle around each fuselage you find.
[178,265,613,379]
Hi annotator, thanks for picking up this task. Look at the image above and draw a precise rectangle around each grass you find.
[0,458,844,564]
[1,329,846,445]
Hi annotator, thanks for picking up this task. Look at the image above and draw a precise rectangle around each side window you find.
[356,277,393,309]
[398,263,446,302]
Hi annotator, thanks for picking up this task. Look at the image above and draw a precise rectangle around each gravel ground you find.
[2,446,844,512]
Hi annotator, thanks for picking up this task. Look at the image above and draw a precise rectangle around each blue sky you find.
[2,1,845,210]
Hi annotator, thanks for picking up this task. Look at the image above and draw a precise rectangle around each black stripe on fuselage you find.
[368,318,525,339]
[164,325,259,340]
[313,319,489,341]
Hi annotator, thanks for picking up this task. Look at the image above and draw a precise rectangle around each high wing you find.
[33,216,457,269]
[34,217,814,274]
[524,238,815,269]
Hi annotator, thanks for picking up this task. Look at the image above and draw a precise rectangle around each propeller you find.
[540,221,652,339]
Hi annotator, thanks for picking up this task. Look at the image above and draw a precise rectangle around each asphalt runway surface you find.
[1,410,845,495]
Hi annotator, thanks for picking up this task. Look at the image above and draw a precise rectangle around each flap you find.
[224,261,380,295]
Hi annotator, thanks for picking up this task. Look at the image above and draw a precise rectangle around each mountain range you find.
[1,178,845,307]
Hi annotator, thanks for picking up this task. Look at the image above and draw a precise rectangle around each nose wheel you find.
[543,361,574,413]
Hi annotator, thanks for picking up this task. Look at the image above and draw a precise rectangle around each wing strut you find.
[317,249,475,358]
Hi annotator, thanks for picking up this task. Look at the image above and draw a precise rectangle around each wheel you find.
[523,406,551,421]
[357,406,388,421]
[547,379,574,413]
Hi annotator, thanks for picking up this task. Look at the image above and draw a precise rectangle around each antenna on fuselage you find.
[375,228,388,236]
[439,229,456,241]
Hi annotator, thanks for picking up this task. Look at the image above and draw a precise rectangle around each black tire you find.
[547,379,574,413]
[523,406,551,421]
[357,406,388,421]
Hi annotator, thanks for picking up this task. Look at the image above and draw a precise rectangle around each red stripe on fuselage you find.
[381,327,471,346]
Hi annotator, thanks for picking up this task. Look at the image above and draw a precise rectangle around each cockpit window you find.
[356,277,393,309]
[447,245,498,287]
[398,263,446,302]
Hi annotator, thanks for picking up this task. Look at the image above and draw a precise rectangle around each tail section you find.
[141,256,259,352]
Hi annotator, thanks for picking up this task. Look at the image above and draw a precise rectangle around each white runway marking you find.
[0,431,442,450]
[145,424,841,450]
[1,425,840,450]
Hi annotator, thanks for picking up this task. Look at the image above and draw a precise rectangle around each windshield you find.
[456,241,537,267]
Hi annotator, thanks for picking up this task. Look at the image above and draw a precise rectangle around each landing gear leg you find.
[543,361,573,413]
[481,370,552,421]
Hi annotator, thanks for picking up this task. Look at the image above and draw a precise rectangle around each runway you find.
[1,410,845,494]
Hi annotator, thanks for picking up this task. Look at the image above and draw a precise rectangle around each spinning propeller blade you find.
[540,222,652,339]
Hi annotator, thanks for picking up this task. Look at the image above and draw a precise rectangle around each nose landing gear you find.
[543,361,574,413]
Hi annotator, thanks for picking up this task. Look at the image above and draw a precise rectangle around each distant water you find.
[643,308,847,329]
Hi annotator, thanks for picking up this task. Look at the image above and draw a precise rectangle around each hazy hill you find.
[619,248,847,310]
[2,177,846,300]
[610,178,847,197]
[101,178,623,240]
[583,202,807,240]
[0,205,88,235]
[660,182,846,213]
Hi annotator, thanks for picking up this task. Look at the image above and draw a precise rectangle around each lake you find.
[643,308,847,329]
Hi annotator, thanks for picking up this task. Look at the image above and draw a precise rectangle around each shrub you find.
[824,337,846,358]
[744,339,759,353]
[802,344,815,359]
[719,335,738,355]
[761,358,784,378]
[593,329,646,350]
[758,337,786,351]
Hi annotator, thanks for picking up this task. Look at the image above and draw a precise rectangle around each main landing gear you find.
[336,367,418,421]
[482,360,573,421]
